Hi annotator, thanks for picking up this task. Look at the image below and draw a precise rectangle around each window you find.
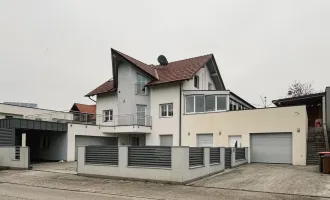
[194,75,199,89]
[195,95,205,112]
[160,103,173,117]
[217,96,227,110]
[136,74,148,95]
[205,95,215,112]
[103,110,113,122]
[185,95,228,113]
[137,105,147,125]
[186,96,195,113]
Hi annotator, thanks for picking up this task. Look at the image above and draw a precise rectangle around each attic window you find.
[194,75,199,89]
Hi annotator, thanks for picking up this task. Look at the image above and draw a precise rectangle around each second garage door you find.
[250,133,292,164]
[75,136,118,160]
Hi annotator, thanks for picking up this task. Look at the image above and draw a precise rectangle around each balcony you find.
[25,112,152,134]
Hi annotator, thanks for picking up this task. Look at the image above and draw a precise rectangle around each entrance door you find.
[197,134,213,147]
[136,105,146,126]
[229,136,242,147]
[250,133,292,164]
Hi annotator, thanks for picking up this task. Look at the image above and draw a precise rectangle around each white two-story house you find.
[82,49,254,148]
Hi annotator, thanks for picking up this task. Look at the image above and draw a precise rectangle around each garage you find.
[75,136,118,160]
[197,134,213,147]
[250,133,292,164]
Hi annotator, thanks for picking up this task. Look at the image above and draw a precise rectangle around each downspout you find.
[322,96,329,151]
[179,82,182,146]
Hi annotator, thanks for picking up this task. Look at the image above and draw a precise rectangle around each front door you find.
[136,105,146,126]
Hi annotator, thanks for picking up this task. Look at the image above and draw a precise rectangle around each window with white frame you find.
[185,95,228,113]
[136,74,148,95]
[194,75,199,89]
[103,109,113,122]
[160,103,173,117]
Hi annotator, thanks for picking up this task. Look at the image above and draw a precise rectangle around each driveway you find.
[191,163,330,197]
[31,161,77,174]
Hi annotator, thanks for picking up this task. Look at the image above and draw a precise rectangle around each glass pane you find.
[168,104,173,116]
[161,105,167,116]
[205,95,215,112]
[186,96,194,113]
[195,95,205,112]
[217,96,227,110]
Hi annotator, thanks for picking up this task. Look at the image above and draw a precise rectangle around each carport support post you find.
[21,133,26,147]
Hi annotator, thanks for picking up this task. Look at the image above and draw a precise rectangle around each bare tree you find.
[287,81,315,97]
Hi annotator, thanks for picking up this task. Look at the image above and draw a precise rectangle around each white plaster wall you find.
[148,83,180,146]
[96,93,118,125]
[182,106,308,165]
[117,62,151,116]
[183,66,215,90]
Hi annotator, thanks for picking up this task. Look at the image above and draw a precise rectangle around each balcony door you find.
[136,105,147,126]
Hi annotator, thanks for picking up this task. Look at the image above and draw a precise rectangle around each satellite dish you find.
[157,55,168,65]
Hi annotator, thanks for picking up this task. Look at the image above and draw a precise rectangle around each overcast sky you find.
[0,0,329,110]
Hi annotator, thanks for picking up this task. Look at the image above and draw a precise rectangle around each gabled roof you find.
[70,103,96,114]
[86,49,226,96]
[85,79,116,97]
[112,49,158,79]
[147,54,213,86]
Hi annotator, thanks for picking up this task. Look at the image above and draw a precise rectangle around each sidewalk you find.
[0,170,323,200]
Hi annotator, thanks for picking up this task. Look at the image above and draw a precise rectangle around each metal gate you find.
[225,148,232,169]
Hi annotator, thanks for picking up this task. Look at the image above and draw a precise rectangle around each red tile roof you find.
[112,49,158,79]
[147,54,213,86]
[86,50,215,96]
[72,103,96,114]
[85,79,116,97]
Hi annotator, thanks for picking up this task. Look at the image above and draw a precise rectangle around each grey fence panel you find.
[210,148,220,164]
[128,146,171,168]
[235,148,246,160]
[85,146,118,165]
[189,147,204,167]
[225,148,232,169]
[0,128,13,146]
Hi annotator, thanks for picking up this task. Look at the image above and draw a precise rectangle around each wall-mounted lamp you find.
[188,132,190,136]
[297,128,300,132]
[219,131,221,135]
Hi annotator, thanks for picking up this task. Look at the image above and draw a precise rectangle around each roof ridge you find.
[153,53,213,67]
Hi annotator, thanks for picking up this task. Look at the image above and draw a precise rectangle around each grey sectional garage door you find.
[250,133,292,164]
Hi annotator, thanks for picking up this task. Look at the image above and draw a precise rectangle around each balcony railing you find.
[25,111,152,127]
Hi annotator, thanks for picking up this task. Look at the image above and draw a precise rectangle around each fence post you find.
[231,147,235,167]
[119,146,128,168]
[245,147,249,163]
[172,147,189,182]
[77,146,86,174]
[220,148,225,169]
[204,147,210,173]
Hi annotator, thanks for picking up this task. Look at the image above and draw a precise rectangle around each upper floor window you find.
[185,95,227,113]
[160,103,173,117]
[103,109,113,122]
[194,75,199,89]
[136,74,148,95]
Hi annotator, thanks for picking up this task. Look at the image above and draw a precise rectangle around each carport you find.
[0,118,68,162]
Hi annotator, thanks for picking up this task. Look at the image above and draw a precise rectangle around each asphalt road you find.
[0,183,146,200]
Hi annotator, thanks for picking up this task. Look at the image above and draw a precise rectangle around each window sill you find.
[185,110,227,115]
[159,116,173,118]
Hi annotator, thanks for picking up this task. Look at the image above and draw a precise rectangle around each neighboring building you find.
[70,103,96,123]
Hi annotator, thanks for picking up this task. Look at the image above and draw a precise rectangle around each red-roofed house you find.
[81,48,254,148]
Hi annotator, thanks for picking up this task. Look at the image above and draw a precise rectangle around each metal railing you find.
[25,111,152,127]
[210,147,220,164]
[128,146,171,168]
[85,146,118,165]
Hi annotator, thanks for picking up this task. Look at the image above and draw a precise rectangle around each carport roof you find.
[0,118,67,132]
